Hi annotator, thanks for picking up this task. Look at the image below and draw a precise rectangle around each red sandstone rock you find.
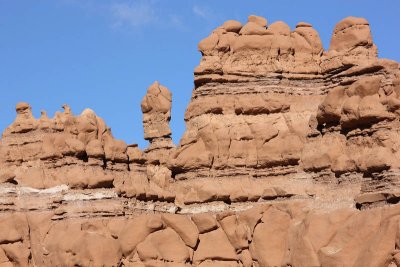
[248,15,267,27]
[191,213,218,234]
[193,228,238,264]
[222,20,242,33]
[162,214,199,248]
[0,14,399,267]
[136,228,190,263]
[329,16,373,52]
[141,81,175,164]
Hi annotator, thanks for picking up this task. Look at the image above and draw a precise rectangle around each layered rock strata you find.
[171,15,400,209]
[0,195,399,267]
[0,15,399,266]
[0,102,130,189]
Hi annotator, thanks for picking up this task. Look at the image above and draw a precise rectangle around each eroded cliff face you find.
[0,15,399,267]
[171,15,400,209]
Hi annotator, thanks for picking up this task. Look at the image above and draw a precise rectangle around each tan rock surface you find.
[141,81,175,164]
[0,14,399,267]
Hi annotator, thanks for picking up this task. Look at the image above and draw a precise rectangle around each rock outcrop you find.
[141,81,175,164]
[0,15,399,266]
[0,103,130,189]
[171,15,400,209]
[0,200,399,267]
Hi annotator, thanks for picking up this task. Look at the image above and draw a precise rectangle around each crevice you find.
[0,239,22,245]
[8,179,18,185]
[102,158,107,170]
[76,151,88,163]
[387,196,400,205]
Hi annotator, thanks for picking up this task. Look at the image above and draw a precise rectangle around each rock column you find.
[141,81,174,164]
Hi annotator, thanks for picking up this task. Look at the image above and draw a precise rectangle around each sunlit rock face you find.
[0,15,400,267]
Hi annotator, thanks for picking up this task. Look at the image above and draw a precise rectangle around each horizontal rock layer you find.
[0,193,399,266]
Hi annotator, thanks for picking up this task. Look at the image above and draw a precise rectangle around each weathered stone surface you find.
[118,214,164,256]
[329,16,373,52]
[141,81,175,164]
[193,228,238,264]
[222,20,242,33]
[0,204,396,266]
[248,15,267,27]
[250,206,291,266]
[191,213,218,234]
[0,103,129,189]
[43,220,122,266]
[136,228,190,263]
[162,214,199,248]
[141,81,172,140]
[0,14,399,267]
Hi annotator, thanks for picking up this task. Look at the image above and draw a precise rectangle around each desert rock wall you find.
[171,15,400,210]
[0,195,399,266]
[0,15,399,266]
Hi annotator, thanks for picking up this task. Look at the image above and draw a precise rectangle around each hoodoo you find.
[0,15,400,266]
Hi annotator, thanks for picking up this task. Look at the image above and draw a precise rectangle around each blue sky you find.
[1,0,399,148]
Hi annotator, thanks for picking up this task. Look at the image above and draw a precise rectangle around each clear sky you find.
[1,0,399,148]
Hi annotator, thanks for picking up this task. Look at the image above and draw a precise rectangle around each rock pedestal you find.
[141,81,175,164]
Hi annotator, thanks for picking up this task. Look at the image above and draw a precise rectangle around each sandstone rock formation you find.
[0,15,399,266]
[171,15,400,209]
[0,103,130,189]
[141,81,175,164]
